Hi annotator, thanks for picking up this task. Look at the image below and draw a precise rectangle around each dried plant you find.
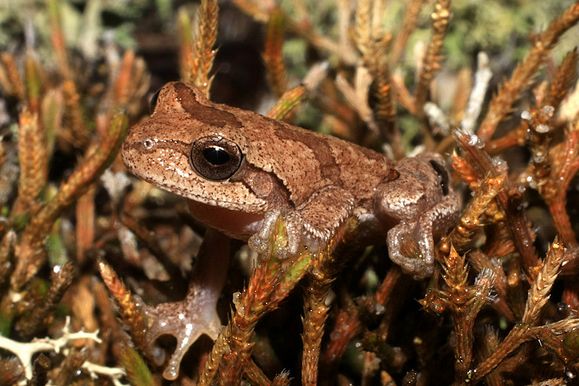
[414,0,451,117]
[477,3,579,142]
[0,0,577,385]
[263,9,288,97]
[179,0,219,95]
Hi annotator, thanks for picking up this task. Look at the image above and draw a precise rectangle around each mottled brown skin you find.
[121,82,461,379]
[122,82,395,243]
[122,81,461,277]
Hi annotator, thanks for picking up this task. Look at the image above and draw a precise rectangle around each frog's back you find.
[161,81,395,208]
[235,107,395,207]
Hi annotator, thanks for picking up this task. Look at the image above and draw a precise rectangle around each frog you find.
[120,81,461,379]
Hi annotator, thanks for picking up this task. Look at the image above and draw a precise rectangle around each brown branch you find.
[486,125,526,154]
[233,0,358,65]
[180,0,219,95]
[13,108,47,215]
[320,298,360,369]
[14,262,75,339]
[97,259,150,361]
[545,48,578,108]
[200,219,313,386]
[267,85,307,120]
[468,250,515,322]
[23,53,44,113]
[522,238,566,325]
[194,0,219,94]
[446,171,507,251]
[11,112,128,290]
[471,318,579,383]
[389,0,425,66]
[243,359,271,386]
[477,3,579,141]
[454,129,541,281]
[414,0,451,115]
[301,278,332,386]
[0,53,24,100]
[47,0,72,79]
[354,0,373,58]
[372,57,404,159]
[263,9,288,96]
[541,123,579,246]
[62,80,90,148]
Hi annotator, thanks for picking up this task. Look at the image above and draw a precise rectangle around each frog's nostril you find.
[143,139,155,150]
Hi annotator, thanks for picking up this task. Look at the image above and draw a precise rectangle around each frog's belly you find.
[188,200,264,240]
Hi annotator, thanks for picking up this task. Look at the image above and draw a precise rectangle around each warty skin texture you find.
[122,81,460,276]
[121,81,461,380]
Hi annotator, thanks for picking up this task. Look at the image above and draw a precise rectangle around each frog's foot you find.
[144,230,228,381]
[248,210,327,258]
[144,284,222,381]
[387,192,461,279]
[387,220,435,279]
[249,187,355,258]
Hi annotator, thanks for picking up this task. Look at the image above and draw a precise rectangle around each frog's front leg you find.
[375,154,461,279]
[249,186,355,257]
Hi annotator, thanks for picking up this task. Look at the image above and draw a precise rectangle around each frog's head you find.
[121,81,268,214]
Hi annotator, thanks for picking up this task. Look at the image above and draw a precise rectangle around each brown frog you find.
[121,81,461,379]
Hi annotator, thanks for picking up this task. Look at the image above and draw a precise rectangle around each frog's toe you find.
[143,287,223,380]
[248,210,282,254]
[249,210,311,258]
[387,222,434,279]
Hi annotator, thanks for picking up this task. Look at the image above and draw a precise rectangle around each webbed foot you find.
[144,230,228,380]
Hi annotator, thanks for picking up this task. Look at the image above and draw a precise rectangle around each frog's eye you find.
[149,88,161,113]
[190,136,243,180]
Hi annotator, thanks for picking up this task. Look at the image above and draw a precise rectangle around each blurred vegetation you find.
[0,0,577,385]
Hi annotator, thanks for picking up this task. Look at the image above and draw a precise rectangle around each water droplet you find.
[466,134,486,149]
[468,134,478,146]
[526,175,537,189]
[532,152,546,163]
[492,157,507,171]
[521,110,532,120]
[375,304,385,315]
[542,105,555,117]
[557,302,569,313]
[535,124,550,133]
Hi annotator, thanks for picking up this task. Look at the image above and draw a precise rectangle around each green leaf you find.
[119,344,157,386]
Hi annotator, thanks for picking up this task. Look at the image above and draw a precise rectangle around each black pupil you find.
[203,146,231,166]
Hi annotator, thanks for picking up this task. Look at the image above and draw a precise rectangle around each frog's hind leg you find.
[387,192,461,279]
